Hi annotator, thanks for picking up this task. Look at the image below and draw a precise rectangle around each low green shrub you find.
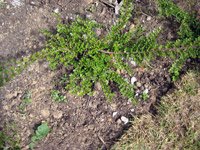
[156,0,200,80]
[43,0,161,102]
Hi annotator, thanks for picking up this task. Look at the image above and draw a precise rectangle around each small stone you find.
[136,82,142,88]
[5,91,21,99]
[187,58,191,62]
[127,99,132,105]
[54,8,59,13]
[111,103,117,110]
[144,84,149,88]
[147,16,152,21]
[29,114,34,118]
[121,116,129,124]
[95,28,102,36]
[117,69,121,74]
[86,14,93,19]
[140,86,145,91]
[130,60,137,66]
[131,108,135,112]
[33,45,37,49]
[117,119,122,124]
[3,105,9,110]
[129,24,135,31]
[6,5,10,9]
[93,90,99,97]
[95,82,102,90]
[112,112,118,117]
[53,110,63,119]
[131,77,137,85]
[41,109,50,118]
[85,0,93,4]
[167,32,174,40]
[101,118,105,122]
[143,89,149,94]
[115,0,123,15]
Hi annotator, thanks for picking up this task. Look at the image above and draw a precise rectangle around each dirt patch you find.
[0,0,93,59]
[0,61,134,150]
[0,61,173,150]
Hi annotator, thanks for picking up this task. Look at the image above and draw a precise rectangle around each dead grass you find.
[113,70,200,150]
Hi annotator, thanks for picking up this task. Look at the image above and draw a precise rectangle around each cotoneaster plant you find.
[42,0,200,101]
[43,0,161,102]
[156,0,200,80]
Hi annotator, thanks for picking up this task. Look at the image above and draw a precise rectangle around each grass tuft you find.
[113,70,200,150]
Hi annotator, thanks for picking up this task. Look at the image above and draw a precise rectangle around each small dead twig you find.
[99,0,115,8]
[97,134,107,148]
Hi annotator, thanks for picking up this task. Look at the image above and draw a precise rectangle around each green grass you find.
[113,70,200,150]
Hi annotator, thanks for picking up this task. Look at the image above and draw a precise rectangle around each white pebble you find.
[147,16,152,21]
[131,108,135,112]
[115,0,123,15]
[130,60,137,66]
[131,77,137,85]
[143,89,149,94]
[121,116,129,124]
[54,8,59,13]
[112,112,118,117]
[135,93,139,97]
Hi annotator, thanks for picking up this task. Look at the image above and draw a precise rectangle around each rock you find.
[29,1,41,6]
[115,0,123,15]
[167,32,175,40]
[53,110,63,119]
[6,5,10,9]
[95,28,102,37]
[117,119,122,125]
[93,90,99,97]
[143,89,149,94]
[3,105,9,110]
[136,82,142,88]
[54,8,59,13]
[41,109,50,118]
[140,86,145,91]
[86,14,93,19]
[135,93,139,97]
[110,103,117,110]
[85,0,93,5]
[112,112,118,117]
[147,16,152,21]
[130,108,135,112]
[95,82,102,90]
[131,77,137,85]
[130,60,137,66]
[5,91,21,99]
[129,24,135,31]
[11,0,23,7]
[121,116,129,124]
